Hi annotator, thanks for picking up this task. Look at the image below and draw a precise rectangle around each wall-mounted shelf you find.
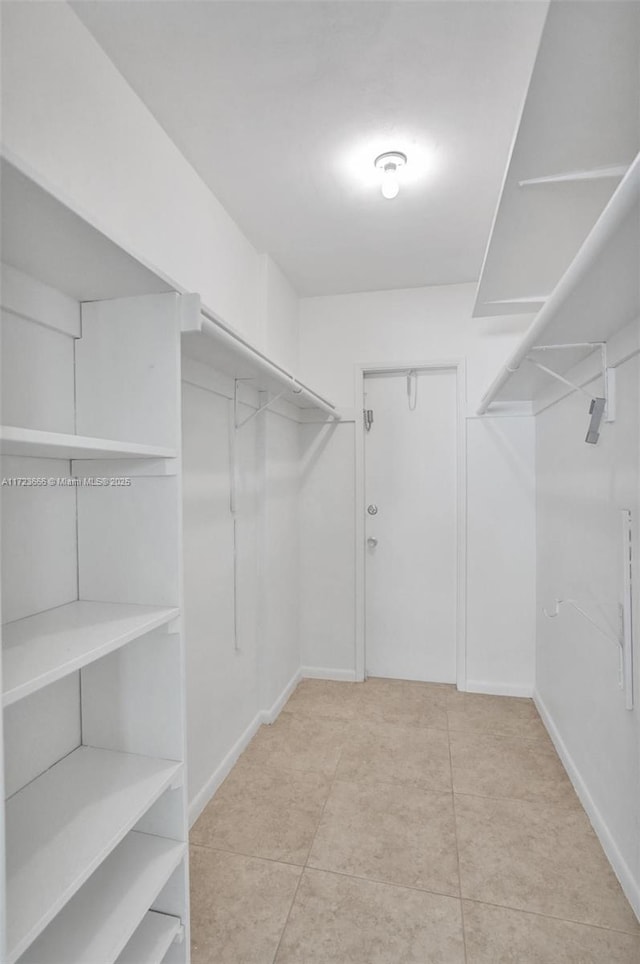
[182,299,340,420]
[477,151,640,413]
[1,157,173,302]
[2,600,179,707]
[473,2,640,318]
[6,746,182,963]
[0,425,177,460]
[19,832,186,964]
[116,911,183,964]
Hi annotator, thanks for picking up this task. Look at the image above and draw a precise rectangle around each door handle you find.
[367,537,378,548]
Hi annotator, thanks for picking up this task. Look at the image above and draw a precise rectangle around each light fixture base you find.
[374,151,407,171]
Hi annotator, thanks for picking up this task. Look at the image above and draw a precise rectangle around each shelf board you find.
[0,425,177,460]
[18,832,186,964]
[1,157,173,302]
[6,746,182,963]
[116,911,182,964]
[478,152,640,412]
[2,600,179,707]
[518,164,628,187]
[474,2,640,318]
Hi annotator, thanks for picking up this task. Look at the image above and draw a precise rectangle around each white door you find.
[364,368,458,682]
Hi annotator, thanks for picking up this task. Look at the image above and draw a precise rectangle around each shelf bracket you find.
[521,342,615,442]
[235,387,288,429]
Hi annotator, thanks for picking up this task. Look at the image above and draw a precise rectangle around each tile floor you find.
[189,678,640,963]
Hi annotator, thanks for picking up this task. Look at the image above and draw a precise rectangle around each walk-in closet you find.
[1,1,639,961]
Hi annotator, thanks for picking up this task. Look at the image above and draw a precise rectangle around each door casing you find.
[354,359,467,688]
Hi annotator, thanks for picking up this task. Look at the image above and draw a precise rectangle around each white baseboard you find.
[534,689,640,921]
[465,679,534,698]
[301,665,357,682]
[260,668,302,724]
[188,667,301,827]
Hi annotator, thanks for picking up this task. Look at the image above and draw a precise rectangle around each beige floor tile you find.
[357,677,449,730]
[455,794,640,933]
[450,730,579,808]
[309,779,459,896]
[241,711,348,776]
[189,846,301,964]
[275,868,465,964]
[337,719,452,791]
[463,900,640,963]
[447,692,550,742]
[284,678,360,720]
[190,760,332,864]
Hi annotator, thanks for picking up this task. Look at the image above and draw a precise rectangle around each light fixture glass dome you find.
[374,152,407,200]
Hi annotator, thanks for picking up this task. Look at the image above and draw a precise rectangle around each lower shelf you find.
[116,911,183,964]
[6,745,182,963]
[18,832,186,964]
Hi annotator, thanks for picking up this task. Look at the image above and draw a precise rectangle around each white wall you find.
[298,282,537,692]
[0,2,298,359]
[535,333,640,915]
[181,364,302,821]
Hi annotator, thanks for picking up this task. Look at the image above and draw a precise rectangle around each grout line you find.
[448,729,468,963]
[300,863,461,903]
[461,896,640,939]
[188,842,305,871]
[269,708,347,963]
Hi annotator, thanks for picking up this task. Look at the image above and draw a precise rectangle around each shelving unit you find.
[20,833,185,964]
[1,159,190,963]
[116,912,183,964]
[6,748,181,962]
[478,151,640,413]
[182,300,340,420]
[3,601,179,706]
[474,2,640,318]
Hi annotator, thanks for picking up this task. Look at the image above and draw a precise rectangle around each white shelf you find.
[6,746,182,963]
[478,152,640,413]
[181,300,340,419]
[1,156,173,302]
[473,2,640,318]
[2,600,179,707]
[116,912,182,964]
[0,425,177,460]
[18,832,186,964]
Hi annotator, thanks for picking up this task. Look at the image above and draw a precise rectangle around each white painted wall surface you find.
[535,346,640,915]
[181,371,302,819]
[261,256,300,374]
[258,411,301,710]
[298,283,537,691]
[181,378,260,810]
[0,3,295,353]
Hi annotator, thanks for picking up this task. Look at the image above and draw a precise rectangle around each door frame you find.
[354,359,467,689]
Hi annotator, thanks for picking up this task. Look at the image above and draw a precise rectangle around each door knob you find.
[367,537,378,548]
[367,504,378,515]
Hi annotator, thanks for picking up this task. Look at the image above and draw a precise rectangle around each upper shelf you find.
[474,2,640,318]
[1,157,173,302]
[477,151,640,413]
[0,425,177,461]
[181,300,340,419]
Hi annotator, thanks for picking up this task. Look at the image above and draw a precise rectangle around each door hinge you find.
[364,409,374,432]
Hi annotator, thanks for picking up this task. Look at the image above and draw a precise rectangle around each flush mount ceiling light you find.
[374,151,407,199]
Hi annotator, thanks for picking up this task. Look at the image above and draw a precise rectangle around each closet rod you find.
[198,310,339,419]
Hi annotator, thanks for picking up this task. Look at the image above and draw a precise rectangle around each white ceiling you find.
[73,1,548,297]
